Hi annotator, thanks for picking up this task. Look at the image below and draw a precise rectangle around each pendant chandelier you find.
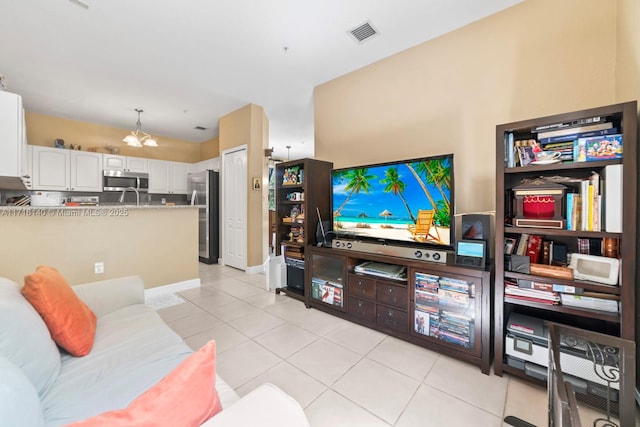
[123,109,158,147]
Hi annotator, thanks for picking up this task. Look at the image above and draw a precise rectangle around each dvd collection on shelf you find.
[414,272,475,349]
[311,276,343,308]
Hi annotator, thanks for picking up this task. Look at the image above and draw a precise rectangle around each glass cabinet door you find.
[412,271,477,350]
[310,252,346,311]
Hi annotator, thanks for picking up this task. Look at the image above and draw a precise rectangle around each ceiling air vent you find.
[194,126,207,131]
[348,21,379,44]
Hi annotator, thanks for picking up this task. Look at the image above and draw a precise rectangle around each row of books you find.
[505,115,624,168]
[567,165,622,232]
[507,233,619,265]
[504,279,619,313]
[505,233,568,266]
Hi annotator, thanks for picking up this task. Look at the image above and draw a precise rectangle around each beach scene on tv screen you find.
[332,158,451,246]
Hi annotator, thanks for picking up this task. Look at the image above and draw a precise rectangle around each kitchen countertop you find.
[0,204,203,212]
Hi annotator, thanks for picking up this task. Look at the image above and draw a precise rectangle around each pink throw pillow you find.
[67,341,222,427]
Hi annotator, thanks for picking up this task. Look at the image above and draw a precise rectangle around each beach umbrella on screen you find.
[379,209,393,221]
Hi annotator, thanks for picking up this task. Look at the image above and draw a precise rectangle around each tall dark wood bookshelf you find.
[493,101,637,390]
[275,158,333,303]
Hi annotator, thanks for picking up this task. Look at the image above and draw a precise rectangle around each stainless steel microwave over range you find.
[103,170,149,192]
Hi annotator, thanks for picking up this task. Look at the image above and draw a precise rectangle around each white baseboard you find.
[144,278,200,299]
[246,264,265,275]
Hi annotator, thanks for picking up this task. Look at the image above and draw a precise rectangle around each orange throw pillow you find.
[67,340,222,427]
[22,265,97,357]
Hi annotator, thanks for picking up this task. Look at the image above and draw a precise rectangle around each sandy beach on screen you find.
[335,221,450,245]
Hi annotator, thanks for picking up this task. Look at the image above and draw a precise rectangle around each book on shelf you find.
[532,115,605,135]
[536,121,613,139]
[560,293,619,313]
[526,235,543,264]
[506,133,515,168]
[576,173,601,232]
[539,127,618,145]
[505,283,559,303]
[602,164,622,232]
[542,240,551,265]
[516,233,530,256]
[552,284,582,294]
[517,279,554,292]
[550,242,568,266]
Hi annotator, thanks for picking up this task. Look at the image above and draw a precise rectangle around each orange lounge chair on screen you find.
[408,209,442,243]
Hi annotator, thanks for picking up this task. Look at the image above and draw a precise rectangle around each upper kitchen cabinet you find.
[32,146,103,192]
[103,154,148,173]
[0,91,28,179]
[190,157,220,174]
[148,160,189,194]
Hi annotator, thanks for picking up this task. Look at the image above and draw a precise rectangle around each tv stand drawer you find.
[376,282,407,309]
[348,274,376,299]
[348,297,375,322]
[376,305,408,333]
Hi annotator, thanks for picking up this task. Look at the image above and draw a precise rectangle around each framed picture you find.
[252,177,261,190]
[504,237,516,255]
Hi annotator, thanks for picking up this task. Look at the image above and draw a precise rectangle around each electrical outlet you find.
[94,262,104,274]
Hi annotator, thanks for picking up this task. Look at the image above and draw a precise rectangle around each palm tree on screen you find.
[333,168,376,216]
[380,167,416,223]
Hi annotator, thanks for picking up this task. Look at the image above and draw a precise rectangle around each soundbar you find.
[332,239,449,264]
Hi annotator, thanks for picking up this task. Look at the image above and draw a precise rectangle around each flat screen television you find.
[331,154,454,250]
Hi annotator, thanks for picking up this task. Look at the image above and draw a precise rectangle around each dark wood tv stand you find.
[305,245,493,374]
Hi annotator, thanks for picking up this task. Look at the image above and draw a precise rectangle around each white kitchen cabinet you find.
[148,160,169,193]
[126,157,148,173]
[0,91,28,179]
[170,162,189,194]
[70,151,103,192]
[189,157,219,174]
[103,154,126,170]
[32,146,102,192]
[148,159,189,194]
[103,154,148,173]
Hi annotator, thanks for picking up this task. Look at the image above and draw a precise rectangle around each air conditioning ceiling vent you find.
[348,21,379,44]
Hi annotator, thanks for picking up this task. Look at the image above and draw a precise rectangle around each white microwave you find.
[103,170,149,192]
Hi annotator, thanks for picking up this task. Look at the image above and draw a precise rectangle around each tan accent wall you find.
[0,207,198,288]
[219,104,269,268]
[200,136,220,160]
[616,0,640,105]
[25,112,203,163]
[314,0,619,214]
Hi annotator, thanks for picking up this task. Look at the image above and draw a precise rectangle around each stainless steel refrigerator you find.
[187,170,220,264]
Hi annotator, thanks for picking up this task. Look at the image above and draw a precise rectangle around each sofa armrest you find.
[72,276,145,317]
[201,383,309,427]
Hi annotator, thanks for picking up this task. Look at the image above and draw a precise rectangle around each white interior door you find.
[222,147,247,270]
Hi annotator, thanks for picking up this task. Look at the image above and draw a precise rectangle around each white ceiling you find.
[0,0,522,160]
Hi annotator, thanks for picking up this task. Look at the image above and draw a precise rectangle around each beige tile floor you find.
[158,264,611,427]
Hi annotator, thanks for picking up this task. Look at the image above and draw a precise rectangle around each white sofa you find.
[0,275,309,427]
